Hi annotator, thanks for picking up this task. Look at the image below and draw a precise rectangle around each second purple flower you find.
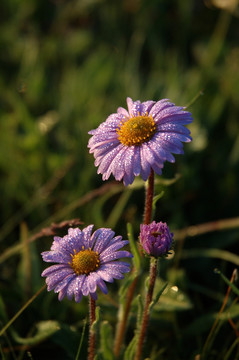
[140,221,173,257]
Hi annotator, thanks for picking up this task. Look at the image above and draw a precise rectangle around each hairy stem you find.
[143,169,155,225]
[134,257,158,360]
[113,168,155,357]
[88,296,96,360]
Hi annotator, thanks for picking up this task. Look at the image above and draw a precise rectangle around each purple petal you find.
[95,269,114,283]
[132,146,141,176]
[100,240,129,258]
[73,275,86,301]
[93,228,115,254]
[97,278,108,294]
[66,277,78,300]
[81,224,94,249]
[117,106,129,117]
[92,140,120,158]
[49,228,84,255]
[148,139,175,162]
[81,276,91,296]
[96,263,129,282]
[109,146,129,182]
[50,236,62,251]
[149,100,174,118]
[139,145,152,181]
[41,251,72,264]
[45,268,74,291]
[100,250,132,264]
[98,144,123,175]
[54,273,77,293]
[157,112,192,126]
[87,272,100,293]
[41,264,69,277]
[58,287,68,301]
[122,146,135,185]
[103,261,131,273]
[127,97,155,117]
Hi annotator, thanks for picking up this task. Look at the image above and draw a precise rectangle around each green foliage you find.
[11,320,60,345]
[99,321,114,360]
[1,0,239,359]
[123,295,144,360]
[127,222,141,272]
[149,281,168,311]
[214,269,239,296]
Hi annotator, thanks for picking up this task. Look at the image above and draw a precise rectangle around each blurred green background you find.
[1,0,239,359]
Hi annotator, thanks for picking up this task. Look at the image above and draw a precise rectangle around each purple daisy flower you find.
[88,97,193,186]
[140,221,173,257]
[41,225,132,302]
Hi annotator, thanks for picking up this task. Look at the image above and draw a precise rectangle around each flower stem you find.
[88,296,96,360]
[143,169,155,225]
[134,257,158,360]
[113,168,155,358]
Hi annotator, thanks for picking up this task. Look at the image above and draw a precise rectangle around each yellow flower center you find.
[116,113,157,146]
[70,247,100,275]
[116,113,156,146]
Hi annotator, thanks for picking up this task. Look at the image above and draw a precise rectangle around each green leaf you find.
[123,332,138,360]
[118,271,138,302]
[105,189,132,229]
[144,275,150,291]
[182,248,239,266]
[152,191,165,210]
[91,306,101,332]
[183,304,239,336]
[91,186,123,227]
[75,318,87,360]
[0,295,8,323]
[150,282,168,311]
[12,320,60,345]
[214,268,239,296]
[99,321,114,360]
[136,294,143,329]
[127,222,141,272]
[0,344,6,360]
[153,280,193,312]
[154,173,181,186]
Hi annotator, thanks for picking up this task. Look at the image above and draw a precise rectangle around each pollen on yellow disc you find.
[71,248,100,275]
[116,114,157,146]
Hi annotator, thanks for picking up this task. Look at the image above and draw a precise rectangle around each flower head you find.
[88,97,193,186]
[41,225,132,302]
[140,221,173,257]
